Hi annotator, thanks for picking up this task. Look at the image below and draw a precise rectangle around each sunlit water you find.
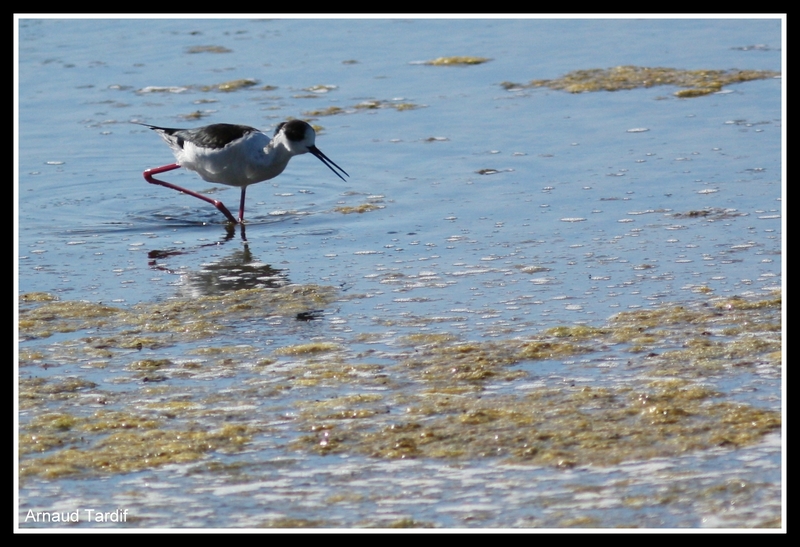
[17,17,783,529]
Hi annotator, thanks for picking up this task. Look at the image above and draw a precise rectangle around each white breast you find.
[177,131,283,187]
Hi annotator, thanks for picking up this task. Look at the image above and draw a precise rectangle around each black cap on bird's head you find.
[275,120,349,182]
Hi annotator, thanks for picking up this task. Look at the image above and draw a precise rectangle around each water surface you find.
[17,16,784,529]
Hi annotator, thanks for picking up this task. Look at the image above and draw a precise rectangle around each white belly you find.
[177,133,287,187]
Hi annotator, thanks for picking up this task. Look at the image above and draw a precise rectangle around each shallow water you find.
[17,17,783,529]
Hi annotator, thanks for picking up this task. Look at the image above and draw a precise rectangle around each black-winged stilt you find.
[138,120,348,224]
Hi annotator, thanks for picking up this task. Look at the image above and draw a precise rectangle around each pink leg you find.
[143,163,238,224]
[238,187,247,223]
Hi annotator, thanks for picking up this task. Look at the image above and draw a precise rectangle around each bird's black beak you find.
[309,145,349,182]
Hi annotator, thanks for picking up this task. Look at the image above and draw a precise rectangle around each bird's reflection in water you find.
[148,224,289,298]
[180,246,288,297]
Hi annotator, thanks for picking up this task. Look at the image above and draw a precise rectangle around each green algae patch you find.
[19,377,98,408]
[258,517,328,528]
[181,110,211,121]
[334,203,384,214]
[300,394,385,422]
[396,335,590,386]
[19,299,122,340]
[19,292,59,302]
[304,105,346,117]
[18,285,338,346]
[78,410,162,432]
[304,100,424,117]
[517,339,591,361]
[18,290,780,481]
[267,360,391,389]
[714,294,783,312]
[383,518,434,529]
[424,56,491,66]
[542,325,610,340]
[203,78,259,92]
[20,423,253,479]
[291,380,779,467]
[274,342,342,356]
[399,341,524,384]
[502,66,780,98]
[288,293,780,466]
[128,358,173,371]
[19,403,255,479]
[605,294,782,374]
[396,333,460,347]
